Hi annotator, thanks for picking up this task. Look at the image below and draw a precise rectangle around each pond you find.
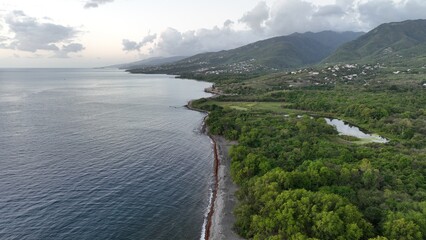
[325,118,388,143]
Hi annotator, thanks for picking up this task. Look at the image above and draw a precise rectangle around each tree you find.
[247,189,373,240]
[384,218,423,240]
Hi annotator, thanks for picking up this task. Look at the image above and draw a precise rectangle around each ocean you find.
[0,68,214,239]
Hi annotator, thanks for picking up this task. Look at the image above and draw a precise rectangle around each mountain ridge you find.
[324,19,426,64]
[128,31,364,75]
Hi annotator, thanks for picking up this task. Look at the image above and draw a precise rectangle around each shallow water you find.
[0,68,213,240]
[325,118,388,143]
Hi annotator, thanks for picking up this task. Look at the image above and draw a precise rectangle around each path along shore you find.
[186,100,243,240]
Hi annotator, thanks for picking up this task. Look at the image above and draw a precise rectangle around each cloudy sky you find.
[0,0,425,67]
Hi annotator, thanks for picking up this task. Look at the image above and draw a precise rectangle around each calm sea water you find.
[0,68,214,240]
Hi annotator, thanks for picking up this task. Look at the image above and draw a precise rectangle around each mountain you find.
[324,19,426,63]
[105,56,187,69]
[129,31,364,75]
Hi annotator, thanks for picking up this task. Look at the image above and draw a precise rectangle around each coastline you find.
[186,100,243,240]
[208,135,242,240]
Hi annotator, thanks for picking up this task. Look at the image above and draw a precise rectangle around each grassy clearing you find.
[196,100,309,115]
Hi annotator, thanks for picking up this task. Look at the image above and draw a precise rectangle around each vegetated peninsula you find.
[132,20,425,240]
[104,56,187,70]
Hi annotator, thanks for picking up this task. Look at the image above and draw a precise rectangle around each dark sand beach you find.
[186,100,243,240]
[208,136,243,240]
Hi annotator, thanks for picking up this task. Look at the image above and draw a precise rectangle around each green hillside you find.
[325,19,426,64]
[129,31,363,75]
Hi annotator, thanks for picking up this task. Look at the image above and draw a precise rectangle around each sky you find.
[0,0,426,68]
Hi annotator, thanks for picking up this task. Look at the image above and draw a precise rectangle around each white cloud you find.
[224,20,234,28]
[122,39,140,52]
[266,0,315,35]
[54,43,85,58]
[84,0,115,9]
[0,11,84,57]
[314,5,345,17]
[358,0,426,28]
[123,0,426,57]
[148,24,258,57]
[122,33,157,51]
[264,0,364,35]
[239,1,270,32]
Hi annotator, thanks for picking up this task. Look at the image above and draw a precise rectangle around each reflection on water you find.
[325,118,388,143]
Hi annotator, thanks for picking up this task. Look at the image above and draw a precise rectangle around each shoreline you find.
[186,100,243,240]
[208,135,242,240]
[205,135,220,240]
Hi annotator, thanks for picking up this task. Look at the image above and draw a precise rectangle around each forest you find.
[192,63,425,239]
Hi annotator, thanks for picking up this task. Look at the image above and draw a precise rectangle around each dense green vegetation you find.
[192,59,425,239]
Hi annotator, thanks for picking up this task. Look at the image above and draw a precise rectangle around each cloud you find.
[239,1,269,32]
[122,39,140,51]
[358,0,426,28]
[122,33,157,51]
[264,0,362,36]
[1,11,84,57]
[84,0,114,9]
[263,0,426,36]
[149,24,258,57]
[314,5,345,17]
[124,0,426,57]
[54,43,85,58]
[224,19,234,28]
[141,34,157,45]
